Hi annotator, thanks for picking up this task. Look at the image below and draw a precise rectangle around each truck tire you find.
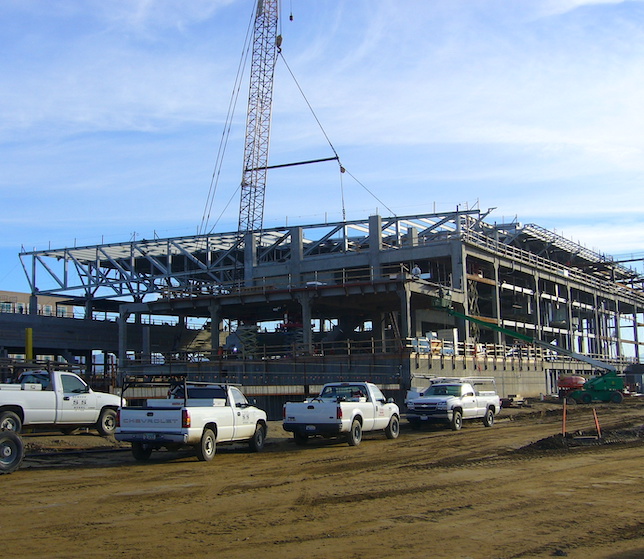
[0,411,22,434]
[610,391,624,404]
[385,415,400,439]
[581,393,592,404]
[293,432,309,446]
[482,408,495,427]
[131,442,153,461]
[565,396,578,405]
[347,419,362,446]
[248,423,266,452]
[96,408,117,436]
[450,410,463,431]
[0,431,24,474]
[196,428,216,461]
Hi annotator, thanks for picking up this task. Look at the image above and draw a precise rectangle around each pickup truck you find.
[282,381,400,446]
[0,370,122,436]
[115,382,268,462]
[405,377,501,431]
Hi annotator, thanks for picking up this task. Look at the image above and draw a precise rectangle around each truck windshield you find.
[185,387,227,400]
[319,385,368,401]
[425,385,461,397]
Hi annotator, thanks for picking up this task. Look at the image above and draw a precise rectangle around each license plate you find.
[306,425,316,432]
[420,415,428,420]
[143,433,156,440]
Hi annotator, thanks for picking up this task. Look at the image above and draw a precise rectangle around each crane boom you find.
[238,0,280,235]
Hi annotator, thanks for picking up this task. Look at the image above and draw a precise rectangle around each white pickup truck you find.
[115,382,268,462]
[405,377,501,431]
[283,381,400,446]
[0,370,122,436]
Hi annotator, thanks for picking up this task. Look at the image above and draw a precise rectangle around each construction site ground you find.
[3,399,643,559]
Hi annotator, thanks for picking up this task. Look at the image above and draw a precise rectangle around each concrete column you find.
[288,227,304,285]
[118,308,130,376]
[369,214,382,281]
[614,302,622,358]
[84,298,93,320]
[379,311,387,352]
[209,301,222,354]
[142,326,151,365]
[29,294,38,315]
[296,293,313,354]
[633,307,640,361]
[399,285,412,339]
[244,231,257,286]
[493,261,502,345]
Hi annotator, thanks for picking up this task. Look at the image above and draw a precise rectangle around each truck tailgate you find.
[118,407,183,434]
[284,401,339,424]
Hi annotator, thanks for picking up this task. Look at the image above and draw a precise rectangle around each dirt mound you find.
[516,424,644,453]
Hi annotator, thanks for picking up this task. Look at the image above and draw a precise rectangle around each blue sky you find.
[2,0,644,292]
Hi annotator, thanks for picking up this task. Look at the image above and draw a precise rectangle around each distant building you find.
[0,290,76,318]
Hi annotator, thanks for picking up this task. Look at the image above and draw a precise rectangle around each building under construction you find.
[15,207,644,410]
[5,1,644,410]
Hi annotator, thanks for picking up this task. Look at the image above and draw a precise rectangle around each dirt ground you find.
[3,400,643,559]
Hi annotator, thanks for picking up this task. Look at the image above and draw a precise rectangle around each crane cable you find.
[279,50,396,220]
[198,7,255,237]
[278,51,349,221]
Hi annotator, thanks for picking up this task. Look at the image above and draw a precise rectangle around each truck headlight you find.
[436,402,447,410]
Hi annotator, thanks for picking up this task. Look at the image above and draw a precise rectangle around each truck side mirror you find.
[387,397,395,404]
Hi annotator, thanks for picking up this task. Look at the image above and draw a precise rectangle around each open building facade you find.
[15,209,644,408]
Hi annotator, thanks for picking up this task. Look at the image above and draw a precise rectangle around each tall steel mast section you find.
[238,0,281,236]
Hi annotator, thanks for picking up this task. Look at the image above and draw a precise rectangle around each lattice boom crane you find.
[238,0,281,236]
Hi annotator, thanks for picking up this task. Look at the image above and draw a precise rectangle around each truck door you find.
[58,374,99,424]
[369,385,390,430]
[460,385,478,419]
[230,387,255,440]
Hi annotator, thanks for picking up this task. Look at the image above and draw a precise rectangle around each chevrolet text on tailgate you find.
[283,382,400,446]
[405,377,501,431]
[116,377,267,462]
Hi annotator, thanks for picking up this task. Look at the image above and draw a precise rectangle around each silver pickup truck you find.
[283,381,400,446]
[116,381,267,462]
[405,377,501,431]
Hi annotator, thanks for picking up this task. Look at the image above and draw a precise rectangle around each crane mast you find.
[238,0,281,236]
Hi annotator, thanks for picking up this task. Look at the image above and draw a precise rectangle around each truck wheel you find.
[385,415,400,439]
[450,410,463,431]
[610,391,624,404]
[248,423,266,452]
[482,409,495,427]
[293,432,309,446]
[581,393,592,404]
[0,431,24,474]
[0,411,22,434]
[131,442,153,461]
[565,396,578,405]
[196,428,216,461]
[96,408,117,436]
[347,419,362,446]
